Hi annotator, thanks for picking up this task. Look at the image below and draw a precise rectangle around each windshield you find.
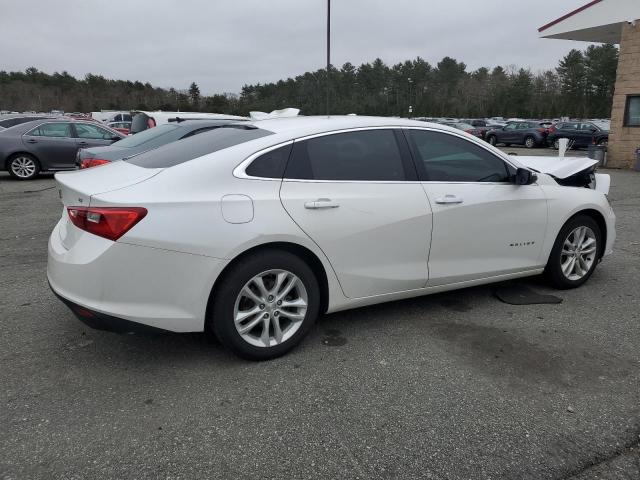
[456,123,474,130]
[114,124,181,148]
[127,126,273,168]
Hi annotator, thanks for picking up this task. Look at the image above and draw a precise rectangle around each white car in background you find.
[47,116,615,360]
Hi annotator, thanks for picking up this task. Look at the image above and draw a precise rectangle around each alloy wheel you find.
[525,137,534,148]
[233,269,308,348]
[11,156,37,178]
[560,226,597,281]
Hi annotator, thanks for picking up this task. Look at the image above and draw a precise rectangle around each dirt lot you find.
[0,169,638,479]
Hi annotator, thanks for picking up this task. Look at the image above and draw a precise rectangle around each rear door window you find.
[285,129,408,181]
[127,126,273,168]
[246,144,293,178]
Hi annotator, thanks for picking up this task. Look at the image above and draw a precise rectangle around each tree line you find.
[0,44,617,119]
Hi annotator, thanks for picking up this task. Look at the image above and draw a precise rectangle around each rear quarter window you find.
[127,126,273,168]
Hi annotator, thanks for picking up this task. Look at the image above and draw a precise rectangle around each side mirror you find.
[515,167,537,185]
[111,136,121,142]
[590,128,597,133]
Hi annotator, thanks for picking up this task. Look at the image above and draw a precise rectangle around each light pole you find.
[408,77,413,118]
[326,0,330,116]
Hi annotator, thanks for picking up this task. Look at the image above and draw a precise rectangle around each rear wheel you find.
[597,138,608,147]
[487,135,497,146]
[524,136,535,149]
[208,250,320,360]
[545,215,601,289]
[8,154,40,180]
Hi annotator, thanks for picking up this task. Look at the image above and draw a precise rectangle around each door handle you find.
[26,139,37,144]
[435,194,463,205]
[77,141,89,145]
[304,198,340,209]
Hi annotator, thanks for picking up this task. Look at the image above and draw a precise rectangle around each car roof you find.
[168,118,247,128]
[134,111,247,121]
[242,115,456,138]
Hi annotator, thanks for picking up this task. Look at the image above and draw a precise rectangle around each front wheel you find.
[487,135,497,146]
[597,138,608,147]
[545,215,602,289]
[8,154,40,180]
[209,250,320,360]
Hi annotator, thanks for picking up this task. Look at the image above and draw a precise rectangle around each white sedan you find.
[48,116,615,360]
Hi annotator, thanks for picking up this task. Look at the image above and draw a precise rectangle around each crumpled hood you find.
[514,156,599,179]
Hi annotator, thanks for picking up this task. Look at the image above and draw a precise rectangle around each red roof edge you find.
[538,0,603,32]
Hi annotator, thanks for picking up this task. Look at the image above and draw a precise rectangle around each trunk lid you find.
[55,161,161,249]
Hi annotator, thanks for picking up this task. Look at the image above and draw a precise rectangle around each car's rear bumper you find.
[47,218,224,332]
[50,284,166,333]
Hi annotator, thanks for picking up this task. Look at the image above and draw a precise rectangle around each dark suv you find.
[546,121,609,149]
[485,121,548,148]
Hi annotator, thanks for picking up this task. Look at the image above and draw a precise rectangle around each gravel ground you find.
[0,168,638,480]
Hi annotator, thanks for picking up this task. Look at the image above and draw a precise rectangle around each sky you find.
[1,0,594,95]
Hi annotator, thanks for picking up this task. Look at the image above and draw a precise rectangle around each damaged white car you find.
[48,116,615,359]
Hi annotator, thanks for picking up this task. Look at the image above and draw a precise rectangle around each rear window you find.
[127,126,273,168]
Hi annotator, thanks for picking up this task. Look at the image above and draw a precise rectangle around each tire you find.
[208,250,321,360]
[524,136,536,149]
[545,215,602,289]
[597,138,608,147]
[487,135,497,146]
[553,139,560,150]
[7,154,40,180]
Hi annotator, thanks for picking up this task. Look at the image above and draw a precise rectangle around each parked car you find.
[441,122,483,138]
[107,121,132,135]
[48,115,614,360]
[546,121,609,149]
[130,110,246,134]
[485,121,549,148]
[77,119,246,169]
[0,119,124,179]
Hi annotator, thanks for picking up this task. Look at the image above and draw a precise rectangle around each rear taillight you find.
[465,129,473,134]
[67,207,147,241]
[548,126,556,134]
[80,158,111,169]
[537,128,546,133]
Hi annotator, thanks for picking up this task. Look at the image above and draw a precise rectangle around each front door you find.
[404,128,548,286]
[279,129,433,298]
[73,122,120,149]
[500,123,519,143]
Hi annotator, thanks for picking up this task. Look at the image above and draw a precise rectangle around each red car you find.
[107,121,131,135]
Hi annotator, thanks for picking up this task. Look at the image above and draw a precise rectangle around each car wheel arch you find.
[552,209,607,262]
[5,151,41,170]
[205,242,331,329]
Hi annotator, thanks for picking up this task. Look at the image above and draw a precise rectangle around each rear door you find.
[405,128,548,286]
[279,128,433,298]
[22,122,78,170]
[577,123,596,147]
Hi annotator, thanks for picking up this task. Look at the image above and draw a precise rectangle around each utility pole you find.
[326,0,331,116]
